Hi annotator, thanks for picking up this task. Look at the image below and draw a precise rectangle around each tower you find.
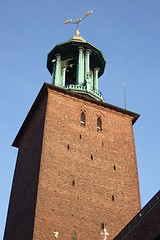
[4,33,141,240]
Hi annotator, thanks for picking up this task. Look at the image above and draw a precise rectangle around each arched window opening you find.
[81,112,86,126]
[65,60,77,86]
[97,117,102,131]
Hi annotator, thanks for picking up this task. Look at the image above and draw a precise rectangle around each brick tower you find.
[4,33,141,240]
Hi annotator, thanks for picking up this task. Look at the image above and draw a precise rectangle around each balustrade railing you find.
[63,85,105,102]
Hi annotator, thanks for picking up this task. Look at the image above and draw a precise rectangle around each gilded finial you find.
[75,29,80,37]
[64,10,93,40]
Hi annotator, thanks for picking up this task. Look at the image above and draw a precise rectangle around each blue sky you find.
[0,0,160,238]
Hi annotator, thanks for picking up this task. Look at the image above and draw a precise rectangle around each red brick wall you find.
[4,93,47,240]
[33,88,141,240]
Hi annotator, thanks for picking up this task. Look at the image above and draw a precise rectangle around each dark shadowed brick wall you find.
[114,190,160,240]
[4,92,47,240]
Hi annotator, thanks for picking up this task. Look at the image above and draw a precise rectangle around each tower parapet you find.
[47,38,106,102]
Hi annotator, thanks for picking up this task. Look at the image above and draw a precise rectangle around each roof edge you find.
[45,83,140,124]
[114,190,160,240]
[12,83,140,148]
[12,83,48,148]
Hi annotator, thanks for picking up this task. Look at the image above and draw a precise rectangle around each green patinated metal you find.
[77,47,84,86]
[84,49,91,91]
[54,54,62,87]
[51,62,56,85]
[62,66,66,87]
[94,67,99,91]
[47,38,106,102]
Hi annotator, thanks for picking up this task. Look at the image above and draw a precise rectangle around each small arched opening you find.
[81,112,86,126]
[97,117,102,131]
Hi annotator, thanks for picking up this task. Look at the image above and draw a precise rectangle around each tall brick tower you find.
[4,33,141,240]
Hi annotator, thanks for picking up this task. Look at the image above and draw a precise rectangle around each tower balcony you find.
[63,84,105,102]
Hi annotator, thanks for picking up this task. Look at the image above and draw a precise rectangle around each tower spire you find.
[47,15,106,102]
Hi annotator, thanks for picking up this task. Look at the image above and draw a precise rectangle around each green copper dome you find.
[47,38,106,102]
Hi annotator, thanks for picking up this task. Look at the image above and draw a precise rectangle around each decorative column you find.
[85,49,92,83]
[51,59,56,85]
[93,67,99,92]
[62,66,66,87]
[90,70,93,90]
[77,47,84,86]
[54,54,62,87]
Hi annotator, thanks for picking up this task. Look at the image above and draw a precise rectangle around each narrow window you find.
[112,195,114,201]
[91,154,93,160]
[67,144,69,150]
[101,222,104,230]
[80,134,82,139]
[114,165,116,171]
[81,112,86,126]
[72,180,75,186]
[97,117,102,131]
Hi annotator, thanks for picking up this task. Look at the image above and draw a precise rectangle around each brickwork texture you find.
[4,85,141,240]
[33,86,141,239]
